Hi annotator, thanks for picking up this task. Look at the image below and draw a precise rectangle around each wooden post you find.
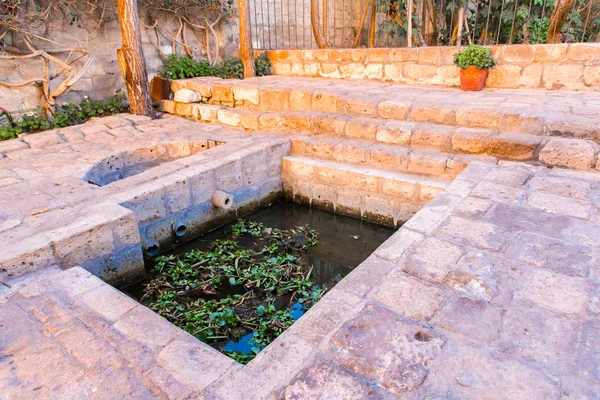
[239,0,256,78]
[116,0,154,117]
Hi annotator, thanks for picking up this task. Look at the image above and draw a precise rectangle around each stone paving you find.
[0,114,291,285]
[2,158,600,398]
[1,75,600,398]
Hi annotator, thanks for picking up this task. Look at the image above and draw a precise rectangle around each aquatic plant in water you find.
[141,220,324,364]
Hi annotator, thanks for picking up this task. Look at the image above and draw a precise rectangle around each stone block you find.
[539,138,597,170]
[417,47,441,64]
[518,268,589,315]
[233,86,259,105]
[383,64,403,82]
[519,64,543,87]
[488,133,541,161]
[386,48,419,62]
[22,131,65,148]
[484,166,532,187]
[345,117,380,140]
[344,97,378,116]
[362,194,395,225]
[566,43,596,62]
[505,231,591,277]
[527,191,590,220]
[411,124,454,151]
[499,45,535,64]
[333,142,369,165]
[486,65,522,89]
[276,358,384,399]
[369,269,446,321]
[259,88,290,111]
[211,85,234,104]
[173,89,200,103]
[455,108,501,129]
[403,237,463,283]
[407,151,448,176]
[370,146,409,171]
[498,299,581,373]
[403,64,437,81]
[311,114,348,136]
[436,295,503,342]
[576,321,600,383]
[543,64,585,90]
[214,157,243,191]
[435,216,509,251]
[452,127,495,154]
[378,100,410,119]
[327,302,445,396]
[159,338,238,393]
[380,176,418,200]
[376,121,414,146]
[0,235,56,280]
[583,66,600,86]
[288,89,312,110]
[410,105,455,124]
[534,44,567,62]
[311,91,338,113]
[174,102,193,118]
[52,217,115,267]
[216,109,241,127]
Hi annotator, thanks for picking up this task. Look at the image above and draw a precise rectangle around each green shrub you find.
[161,54,272,80]
[161,54,213,80]
[0,91,128,142]
[453,45,496,70]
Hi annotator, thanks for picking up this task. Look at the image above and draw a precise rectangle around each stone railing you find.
[261,43,600,91]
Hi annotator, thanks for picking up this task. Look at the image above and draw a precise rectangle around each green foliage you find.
[54,90,128,128]
[0,91,128,142]
[453,45,496,70]
[161,54,272,80]
[141,220,324,364]
[528,17,550,44]
[161,54,213,80]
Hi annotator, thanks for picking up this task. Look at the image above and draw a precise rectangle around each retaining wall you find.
[262,43,600,91]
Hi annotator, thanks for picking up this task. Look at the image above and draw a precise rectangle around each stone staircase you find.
[161,75,600,223]
[164,76,600,171]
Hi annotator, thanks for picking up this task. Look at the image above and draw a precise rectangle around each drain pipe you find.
[212,190,233,210]
[173,220,188,237]
[146,239,160,257]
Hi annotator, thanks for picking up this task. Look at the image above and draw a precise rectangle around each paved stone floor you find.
[2,147,599,398]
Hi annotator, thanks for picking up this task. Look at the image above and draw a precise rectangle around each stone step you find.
[282,155,448,226]
[162,101,600,171]
[170,76,600,141]
[291,136,496,182]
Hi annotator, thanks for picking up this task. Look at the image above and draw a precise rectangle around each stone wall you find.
[0,4,240,114]
[262,43,600,91]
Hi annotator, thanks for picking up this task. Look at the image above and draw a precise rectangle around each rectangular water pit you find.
[124,201,395,364]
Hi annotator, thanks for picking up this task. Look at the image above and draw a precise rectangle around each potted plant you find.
[453,45,496,91]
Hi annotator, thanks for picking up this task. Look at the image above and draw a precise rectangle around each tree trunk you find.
[407,0,413,47]
[368,0,376,47]
[117,0,154,117]
[456,7,465,45]
[238,0,255,78]
[311,0,331,48]
[547,0,576,44]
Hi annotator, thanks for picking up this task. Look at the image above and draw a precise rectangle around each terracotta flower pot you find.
[459,66,489,91]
